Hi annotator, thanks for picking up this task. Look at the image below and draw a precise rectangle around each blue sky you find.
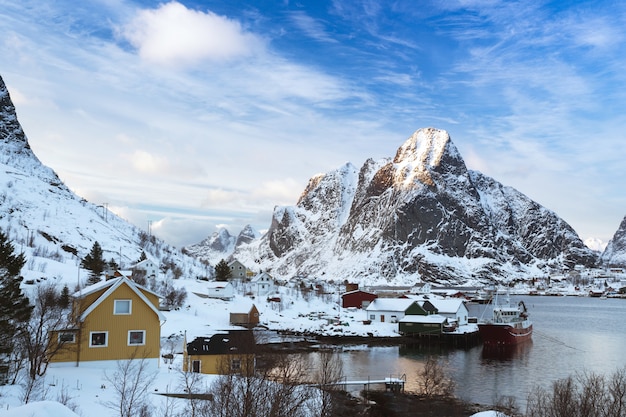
[1,0,625,250]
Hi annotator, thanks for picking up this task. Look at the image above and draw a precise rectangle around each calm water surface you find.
[322,296,626,408]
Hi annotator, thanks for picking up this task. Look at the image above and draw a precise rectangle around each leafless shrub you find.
[104,355,157,417]
[525,367,626,417]
[417,356,456,398]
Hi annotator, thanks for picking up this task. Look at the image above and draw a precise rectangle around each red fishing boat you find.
[478,292,532,346]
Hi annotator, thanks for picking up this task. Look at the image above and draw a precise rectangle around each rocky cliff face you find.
[234,128,598,285]
[600,215,626,267]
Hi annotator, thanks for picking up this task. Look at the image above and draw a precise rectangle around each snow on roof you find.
[207,281,232,289]
[428,298,466,313]
[399,314,447,324]
[341,289,376,296]
[365,297,415,312]
[76,276,166,322]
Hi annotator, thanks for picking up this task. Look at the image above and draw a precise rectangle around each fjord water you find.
[333,296,626,408]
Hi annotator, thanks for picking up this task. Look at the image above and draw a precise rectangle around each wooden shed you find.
[398,314,447,336]
[229,303,260,327]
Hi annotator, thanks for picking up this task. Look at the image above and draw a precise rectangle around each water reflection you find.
[481,340,533,361]
[278,296,626,410]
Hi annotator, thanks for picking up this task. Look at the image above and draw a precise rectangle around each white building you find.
[250,272,275,296]
[426,298,469,326]
[133,258,159,279]
[364,298,416,323]
[207,281,235,300]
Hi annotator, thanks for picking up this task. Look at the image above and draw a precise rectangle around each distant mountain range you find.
[189,128,615,285]
[1,73,623,287]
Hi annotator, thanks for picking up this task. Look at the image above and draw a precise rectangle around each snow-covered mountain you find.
[231,128,597,285]
[600,215,626,267]
[0,75,206,284]
[183,225,260,265]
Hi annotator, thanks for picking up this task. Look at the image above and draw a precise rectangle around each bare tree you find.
[312,348,344,417]
[23,284,70,380]
[417,356,455,398]
[525,367,626,417]
[204,351,315,417]
[104,354,157,417]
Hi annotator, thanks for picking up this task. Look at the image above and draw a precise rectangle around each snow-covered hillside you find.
[0,75,208,287]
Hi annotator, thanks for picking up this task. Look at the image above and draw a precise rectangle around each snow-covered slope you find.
[600,215,626,267]
[232,128,597,285]
[0,75,206,284]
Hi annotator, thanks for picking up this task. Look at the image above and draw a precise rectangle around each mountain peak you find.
[393,127,452,167]
[385,128,464,190]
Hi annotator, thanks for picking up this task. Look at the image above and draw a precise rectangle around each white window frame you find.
[114,299,132,315]
[58,332,76,344]
[89,331,108,347]
[128,330,146,346]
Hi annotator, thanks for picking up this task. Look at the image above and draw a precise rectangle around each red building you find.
[341,290,378,309]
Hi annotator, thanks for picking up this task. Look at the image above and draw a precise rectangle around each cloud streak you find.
[1,0,625,249]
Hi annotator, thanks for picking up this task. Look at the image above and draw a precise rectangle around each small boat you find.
[478,291,532,346]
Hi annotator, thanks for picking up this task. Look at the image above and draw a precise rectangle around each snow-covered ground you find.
[0,274,490,417]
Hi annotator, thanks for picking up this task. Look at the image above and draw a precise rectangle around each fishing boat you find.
[478,292,532,346]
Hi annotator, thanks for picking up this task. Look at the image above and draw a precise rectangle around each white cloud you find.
[126,150,170,174]
[120,1,265,67]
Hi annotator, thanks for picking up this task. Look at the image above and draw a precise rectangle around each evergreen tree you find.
[137,251,147,263]
[81,241,106,284]
[58,284,70,309]
[108,257,119,272]
[0,230,33,380]
[214,259,232,282]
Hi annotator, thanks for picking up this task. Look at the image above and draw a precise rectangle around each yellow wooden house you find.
[48,276,165,367]
[183,330,256,375]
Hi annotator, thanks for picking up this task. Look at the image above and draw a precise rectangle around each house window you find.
[192,360,201,373]
[369,314,375,320]
[90,331,108,347]
[114,299,132,315]
[128,330,146,346]
[231,358,242,372]
[58,332,76,343]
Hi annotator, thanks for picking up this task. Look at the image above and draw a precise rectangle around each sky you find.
[1,0,625,250]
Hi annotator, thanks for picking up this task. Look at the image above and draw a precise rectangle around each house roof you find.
[187,330,256,355]
[427,299,466,314]
[75,276,166,322]
[251,272,272,282]
[365,298,416,312]
[207,281,233,289]
[341,289,377,297]
[400,314,447,324]
[133,259,157,268]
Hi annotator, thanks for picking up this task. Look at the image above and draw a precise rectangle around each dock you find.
[327,374,406,393]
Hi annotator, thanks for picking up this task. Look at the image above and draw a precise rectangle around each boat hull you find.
[478,322,533,346]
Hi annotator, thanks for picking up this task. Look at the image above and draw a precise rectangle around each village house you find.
[183,330,256,375]
[341,289,378,309]
[228,259,250,280]
[229,302,260,327]
[207,281,235,300]
[133,258,159,279]
[250,271,275,296]
[399,314,448,336]
[364,298,418,323]
[48,276,165,367]
[425,298,469,326]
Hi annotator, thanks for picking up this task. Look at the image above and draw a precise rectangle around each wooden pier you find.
[328,374,406,393]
